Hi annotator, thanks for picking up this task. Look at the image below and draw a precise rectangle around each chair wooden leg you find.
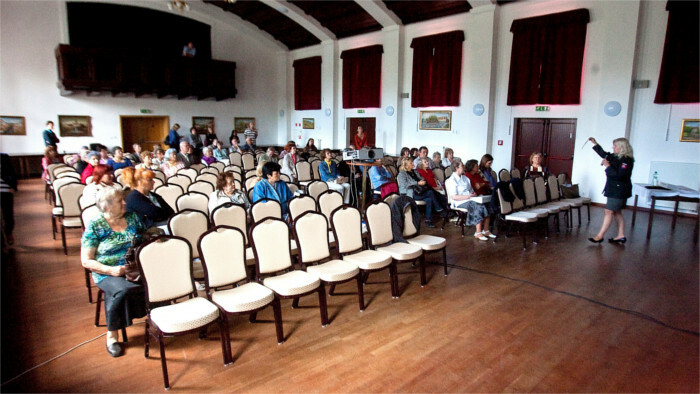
[85,269,93,304]
[328,283,336,296]
[61,225,67,255]
[317,283,329,326]
[291,298,299,308]
[121,328,128,343]
[249,312,257,323]
[419,255,426,287]
[355,275,365,311]
[158,336,170,390]
[94,290,103,327]
[219,316,232,365]
[389,263,398,298]
[442,247,448,276]
[51,216,57,240]
[271,297,284,344]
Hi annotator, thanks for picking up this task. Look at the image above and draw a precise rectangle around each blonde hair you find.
[529,152,543,166]
[398,157,413,172]
[613,138,634,159]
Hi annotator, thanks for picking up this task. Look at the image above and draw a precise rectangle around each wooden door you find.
[347,117,376,148]
[513,118,576,180]
[120,116,169,152]
[513,119,546,172]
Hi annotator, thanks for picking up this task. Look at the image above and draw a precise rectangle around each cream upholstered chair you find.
[152,170,166,184]
[330,205,396,298]
[176,191,209,214]
[189,163,205,173]
[250,199,282,224]
[245,176,259,192]
[151,177,164,189]
[50,177,80,237]
[549,175,588,227]
[136,236,227,389]
[497,184,539,249]
[167,173,192,191]
[287,182,300,195]
[280,173,292,183]
[56,170,80,180]
[241,153,255,171]
[178,167,198,182]
[48,163,68,182]
[196,172,218,185]
[498,168,511,182]
[80,204,102,303]
[228,170,243,184]
[200,165,219,175]
[245,169,257,179]
[209,162,225,173]
[318,190,343,226]
[402,206,448,277]
[168,209,209,281]
[522,178,556,237]
[536,176,573,228]
[198,226,284,353]
[432,167,445,185]
[154,184,184,214]
[510,168,521,179]
[311,160,321,180]
[250,218,329,329]
[210,203,256,266]
[188,181,215,195]
[224,164,241,174]
[57,182,85,255]
[365,201,424,291]
[293,212,364,310]
[383,192,400,207]
[295,161,313,188]
[288,195,316,222]
[229,152,243,167]
[307,180,328,201]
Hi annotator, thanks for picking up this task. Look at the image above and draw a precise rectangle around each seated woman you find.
[135,151,160,171]
[523,152,549,179]
[81,189,147,357]
[280,143,299,182]
[417,157,443,191]
[82,164,122,207]
[400,147,411,159]
[151,149,166,168]
[208,172,250,214]
[442,148,455,169]
[432,152,443,169]
[201,146,217,166]
[464,159,492,196]
[98,146,111,165]
[445,160,495,241]
[81,151,100,184]
[160,148,184,178]
[318,149,351,203]
[303,138,318,153]
[479,154,497,189]
[252,161,294,219]
[212,140,228,162]
[123,167,174,229]
[396,157,444,228]
[369,157,398,198]
[106,146,133,171]
[41,146,61,182]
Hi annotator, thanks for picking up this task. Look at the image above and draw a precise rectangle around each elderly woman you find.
[80,151,100,184]
[445,160,494,241]
[523,152,549,179]
[135,151,159,171]
[106,146,133,171]
[319,149,351,203]
[369,157,398,198]
[397,157,444,228]
[280,143,299,181]
[208,172,250,214]
[41,146,61,182]
[82,164,122,207]
[212,140,228,162]
[151,149,165,168]
[252,161,294,219]
[201,146,217,166]
[123,167,174,228]
[417,157,443,190]
[160,148,184,178]
[81,189,147,357]
[442,148,455,168]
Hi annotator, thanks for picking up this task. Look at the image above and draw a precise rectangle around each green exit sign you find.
[357,109,365,113]
[535,106,550,111]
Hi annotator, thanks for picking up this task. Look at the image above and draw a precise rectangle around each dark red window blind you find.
[293,56,322,110]
[410,30,465,108]
[341,45,383,109]
[654,1,699,104]
[507,9,590,105]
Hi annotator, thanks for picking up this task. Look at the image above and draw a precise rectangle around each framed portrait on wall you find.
[680,119,699,142]
[418,110,452,131]
[58,115,92,137]
[192,116,214,134]
[0,116,26,135]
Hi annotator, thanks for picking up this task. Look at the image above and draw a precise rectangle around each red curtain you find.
[654,1,699,104]
[507,9,590,105]
[410,30,465,108]
[293,56,322,110]
[341,45,383,108]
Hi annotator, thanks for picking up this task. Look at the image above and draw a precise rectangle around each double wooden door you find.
[513,118,577,180]
[120,116,170,152]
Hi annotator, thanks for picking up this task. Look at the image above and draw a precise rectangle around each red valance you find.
[293,56,322,110]
[410,30,464,108]
[341,45,383,109]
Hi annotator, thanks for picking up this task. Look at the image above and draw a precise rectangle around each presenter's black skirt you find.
[605,197,626,212]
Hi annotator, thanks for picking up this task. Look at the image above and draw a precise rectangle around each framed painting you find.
[192,116,214,134]
[680,119,699,142]
[419,110,451,131]
[0,116,26,135]
[58,115,92,137]
[302,118,315,129]
[234,117,255,133]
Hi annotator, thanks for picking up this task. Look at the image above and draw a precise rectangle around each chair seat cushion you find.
[63,216,83,227]
[522,208,549,218]
[52,207,63,216]
[306,259,359,282]
[377,242,423,261]
[537,204,561,212]
[406,235,446,251]
[211,282,274,313]
[505,212,538,223]
[343,250,392,270]
[414,200,426,206]
[150,297,219,334]
[263,270,320,296]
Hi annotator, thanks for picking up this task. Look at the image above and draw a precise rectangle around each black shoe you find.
[608,237,627,244]
[588,237,604,244]
[424,221,435,228]
[106,342,124,357]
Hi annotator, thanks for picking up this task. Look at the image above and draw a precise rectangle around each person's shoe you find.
[588,237,604,244]
[106,342,124,357]
[424,220,435,228]
[608,237,627,244]
[482,231,497,239]
[474,232,488,241]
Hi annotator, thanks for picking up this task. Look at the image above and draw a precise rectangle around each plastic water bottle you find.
[652,171,659,186]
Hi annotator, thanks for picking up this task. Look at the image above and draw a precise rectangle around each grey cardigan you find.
[397,170,424,198]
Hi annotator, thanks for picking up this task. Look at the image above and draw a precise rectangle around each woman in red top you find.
[353,126,368,149]
[417,157,443,191]
[41,146,62,181]
[464,159,491,196]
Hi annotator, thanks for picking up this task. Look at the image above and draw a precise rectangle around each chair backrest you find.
[56,171,80,180]
[113,168,125,178]
[199,167,219,177]
[198,226,248,289]
[510,168,521,179]
[288,195,317,221]
[224,164,242,175]
[53,177,80,206]
[80,204,101,230]
[365,201,393,246]
[209,162,225,173]
[241,153,255,171]
[245,176,259,192]
[548,175,561,200]
[168,209,209,259]
[137,236,194,303]
[511,183,526,210]
[497,185,513,215]
[59,183,86,217]
[229,152,243,167]
[176,191,209,214]
[311,160,321,180]
[188,181,215,195]
[244,169,257,179]
[293,211,331,264]
[250,218,293,275]
[557,173,567,186]
[318,190,343,225]
[152,170,166,184]
[178,167,198,182]
[383,192,400,207]
[167,173,192,190]
[491,170,497,184]
[307,181,328,201]
[250,199,282,223]
[189,163,205,173]
[522,178,538,207]
[152,177,164,189]
[330,205,363,254]
[287,182,300,195]
[386,164,398,178]
[444,166,453,179]
[49,163,68,182]
[84,176,93,185]
[115,174,126,188]
[432,167,445,184]
[295,161,312,182]
[534,176,549,204]
[154,184,184,212]
[210,203,248,244]
[498,168,511,182]
[280,173,292,183]
[53,166,76,181]
[402,205,418,238]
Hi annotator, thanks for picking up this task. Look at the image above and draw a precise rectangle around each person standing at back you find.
[166,124,181,151]
[42,120,60,149]
[244,121,258,146]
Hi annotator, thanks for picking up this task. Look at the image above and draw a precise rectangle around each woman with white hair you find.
[201,146,216,166]
[587,137,635,244]
[160,148,184,178]
[81,188,147,357]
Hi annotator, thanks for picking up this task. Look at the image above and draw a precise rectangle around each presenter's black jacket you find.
[593,144,634,199]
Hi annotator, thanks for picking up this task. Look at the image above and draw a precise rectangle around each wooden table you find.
[630,183,700,240]
[346,161,381,213]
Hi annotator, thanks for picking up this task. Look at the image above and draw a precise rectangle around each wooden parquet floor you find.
[1,179,698,392]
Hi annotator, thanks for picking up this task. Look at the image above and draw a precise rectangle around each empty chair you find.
[497,184,540,249]
[293,212,364,310]
[307,180,328,201]
[209,161,225,173]
[136,236,227,389]
[244,169,257,179]
[57,182,85,255]
[56,171,80,180]
[250,199,282,223]
[557,173,591,223]
[210,203,247,235]
[241,153,255,171]
[154,184,184,214]
[196,172,218,185]
[311,160,321,180]
[402,206,448,276]
[522,178,557,237]
[287,183,300,195]
[224,164,242,175]
[48,163,69,182]
[152,177,164,189]
[510,168,521,179]
[166,173,191,191]
[280,173,292,183]
[245,176,259,192]
[152,170,166,184]
[498,169,511,182]
[176,191,209,214]
[167,209,209,280]
[188,181,215,195]
[50,177,80,237]
[229,152,243,167]
[200,167,219,177]
[432,167,445,185]
[288,195,317,222]
[318,190,343,226]
[177,167,198,182]
[189,163,205,173]
[295,161,313,188]
[547,175,580,227]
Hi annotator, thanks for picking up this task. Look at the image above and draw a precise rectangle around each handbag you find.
[412,184,429,196]
[123,227,165,282]
[560,184,580,199]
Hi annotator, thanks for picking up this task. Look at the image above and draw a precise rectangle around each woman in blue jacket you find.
[319,149,351,203]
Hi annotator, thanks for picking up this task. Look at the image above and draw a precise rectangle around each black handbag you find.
[123,228,164,282]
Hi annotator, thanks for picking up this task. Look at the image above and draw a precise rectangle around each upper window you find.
[341,45,383,109]
[293,56,322,110]
[410,30,465,108]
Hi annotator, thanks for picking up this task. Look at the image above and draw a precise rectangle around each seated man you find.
[252,161,294,219]
[125,143,143,164]
[258,146,278,164]
[368,157,398,198]
[412,146,435,170]
[240,136,257,153]
[176,141,195,167]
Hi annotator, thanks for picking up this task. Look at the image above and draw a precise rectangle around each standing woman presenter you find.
[588,137,634,244]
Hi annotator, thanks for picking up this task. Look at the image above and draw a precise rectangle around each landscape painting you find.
[419,110,451,131]
[58,115,92,137]
[0,116,26,135]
